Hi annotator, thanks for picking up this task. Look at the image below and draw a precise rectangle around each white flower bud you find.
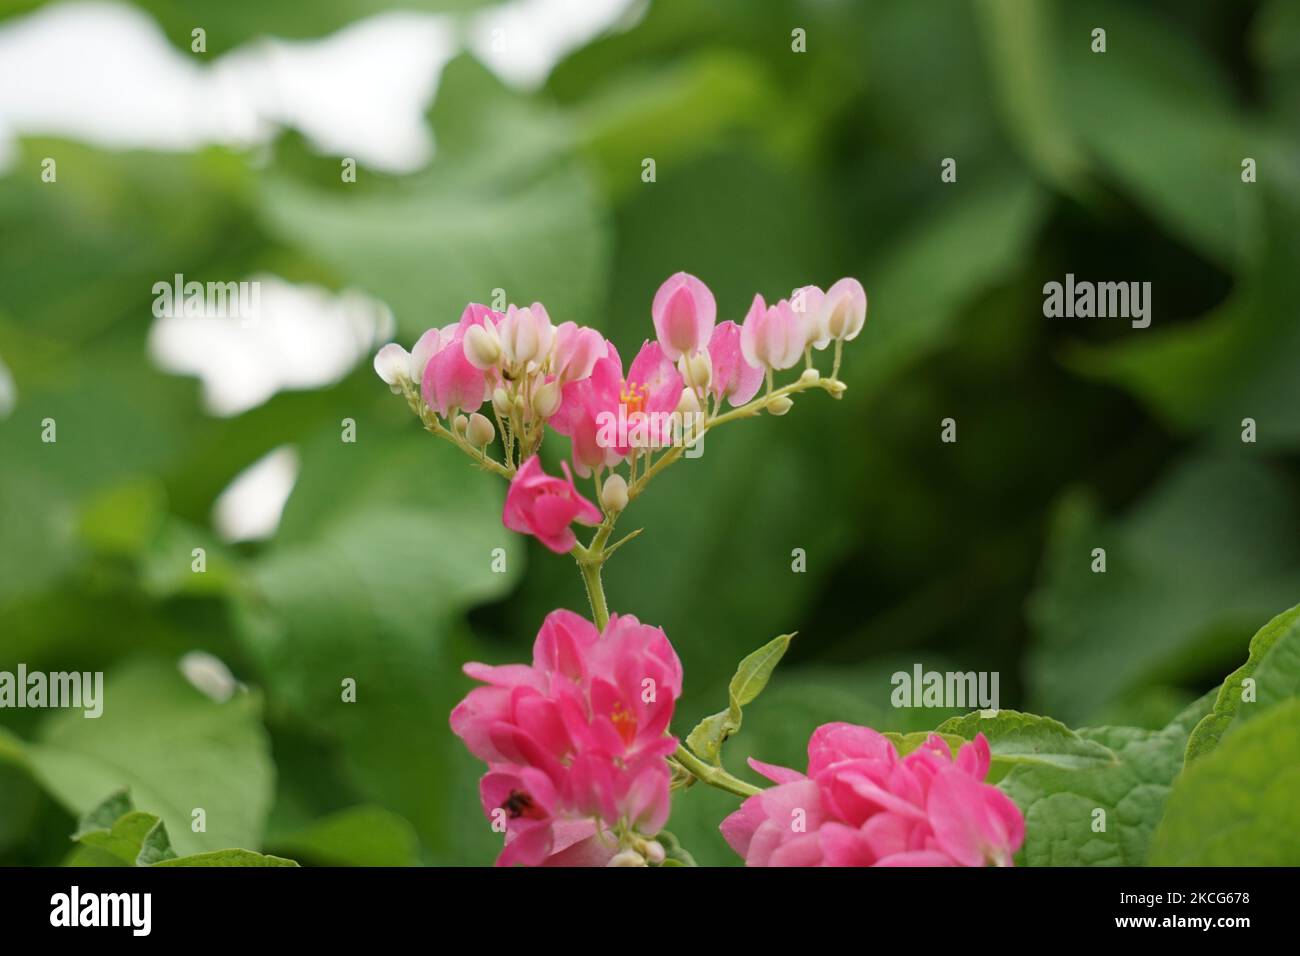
[601,473,629,513]
[799,367,820,385]
[463,323,501,370]
[453,414,469,435]
[643,840,666,865]
[466,412,495,447]
[607,849,647,867]
[532,380,562,419]
[492,387,512,417]
[675,387,701,416]
[766,396,793,416]
[686,350,713,390]
[373,343,410,387]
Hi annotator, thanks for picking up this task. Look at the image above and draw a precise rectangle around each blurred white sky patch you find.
[212,444,299,543]
[148,274,395,416]
[0,0,642,172]
[469,0,647,89]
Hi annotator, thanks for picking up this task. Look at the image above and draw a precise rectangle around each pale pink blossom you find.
[552,321,606,384]
[815,277,867,346]
[707,320,764,407]
[652,272,716,360]
[720,723,1024,867]
[502,455,602,554]
[497,303,555,368]
[740,294,806,371]
[420,305,499,416]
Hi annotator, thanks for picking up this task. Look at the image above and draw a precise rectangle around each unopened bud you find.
[453,414,469,435]
[799,367,820,385]
[601,473,629,513]
[466,412,495,447]
[513,394,526,415]
[492,387,512,417]
[643,840,666,865]
[675,387,701,416]
[766,396,793,416]
[678,350,712,390]
[532,380,562,419]
[607,849,647,867]
[463,323,502,369]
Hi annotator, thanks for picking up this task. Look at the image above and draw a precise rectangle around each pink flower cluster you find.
[721,723,1024,867]
[373,272,867,464]
[450,610,683,867]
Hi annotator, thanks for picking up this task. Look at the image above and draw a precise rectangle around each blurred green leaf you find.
[269,805,421,867]
[1068,195,1300,448]
[1029,455,1300,723]
[232,426,520,859]
[258,57,610,339]
[16,658,275,857]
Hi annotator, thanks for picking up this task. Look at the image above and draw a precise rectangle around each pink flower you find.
[451,610,684,866]
[707,320,764,407]
[421,305,499,417]
[502,455,602,554]
[740,294,807,371]
[652,272,716,360]
[551,340,685,475]
[720,723,1024,867]
[552,321,606,384]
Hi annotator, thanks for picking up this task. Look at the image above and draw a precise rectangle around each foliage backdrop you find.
[1,0,1298,865]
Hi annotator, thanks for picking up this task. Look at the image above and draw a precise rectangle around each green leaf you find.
[1150,699,1300,866]
[1186,602,1300,761]
[728,632,794,713]
[19,658,274,857]
[155,849,299,868]
[75,809,178,867]
[269,805,421,867]
[935,710,1119,771]
[998,692,1213,866]
[685,633,792,764]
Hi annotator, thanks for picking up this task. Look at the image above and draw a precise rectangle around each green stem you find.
[672,744,761,798]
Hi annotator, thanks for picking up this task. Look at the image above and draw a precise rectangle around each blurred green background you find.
[1,0,1298,866]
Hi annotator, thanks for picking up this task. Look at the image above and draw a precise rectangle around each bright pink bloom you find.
[421,305,500,416]
[502,455,602,554]
[451,609,683,866]
[720,723,1024,867]
[552,321,606,384]
[652,272,716,360]
[740,294,807,371]
[551,340,684,475]
[707,320,764,407]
